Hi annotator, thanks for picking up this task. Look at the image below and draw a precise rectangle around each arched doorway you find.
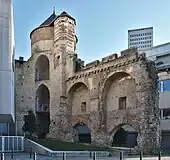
[35,84,50,138]
[35,55,49,81]
[112,125,137,148]
[73,123,91,143]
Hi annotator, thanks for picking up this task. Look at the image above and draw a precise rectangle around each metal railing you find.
[0,136,24,152]
[36,104,49,112]
[35,72,48,81]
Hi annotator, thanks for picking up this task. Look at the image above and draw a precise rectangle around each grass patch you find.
[35,138,111,151]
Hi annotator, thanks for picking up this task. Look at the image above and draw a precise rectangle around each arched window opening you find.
[73,123,91,144]
[35,84,50,112]
[112,125,137,148]
[35,55,49,81]
[35,84,50,138]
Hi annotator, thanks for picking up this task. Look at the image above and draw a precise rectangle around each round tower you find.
[30,11,56,55]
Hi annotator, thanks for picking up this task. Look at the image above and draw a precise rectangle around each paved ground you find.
[2,153,170,160]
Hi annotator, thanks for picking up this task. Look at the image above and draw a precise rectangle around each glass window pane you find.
[163,80,170,91]
[0,123,8,134]
[163,109,170,119]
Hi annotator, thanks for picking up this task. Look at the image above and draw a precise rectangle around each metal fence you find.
[0,136,24,152]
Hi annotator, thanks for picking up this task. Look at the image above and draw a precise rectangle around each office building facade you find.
[0,0,15,135]
[128,27,153,50]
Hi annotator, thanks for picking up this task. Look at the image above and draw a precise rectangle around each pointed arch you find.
[35,55,50,81]
[35,84,50,138]
[68,82,90,115]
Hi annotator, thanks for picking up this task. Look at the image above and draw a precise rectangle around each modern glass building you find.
[0,0,15,135]
[128,27,153,50]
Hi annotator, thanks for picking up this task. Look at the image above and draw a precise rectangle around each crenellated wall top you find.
[67,48,147,82]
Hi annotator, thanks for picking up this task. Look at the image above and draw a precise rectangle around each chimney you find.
[19,57,24,61]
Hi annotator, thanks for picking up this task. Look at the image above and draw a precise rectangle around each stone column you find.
[89,89,112,146]
[48,96,73,142]
[134,62,161,154]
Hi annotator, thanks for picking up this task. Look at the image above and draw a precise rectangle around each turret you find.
[53,11,78,78]
[53,11,78,53]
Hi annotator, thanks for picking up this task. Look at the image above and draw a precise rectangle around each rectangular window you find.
[0,123,8,135]
[161,108,170,120]
[119,97,126,110]
[81,102,86,112]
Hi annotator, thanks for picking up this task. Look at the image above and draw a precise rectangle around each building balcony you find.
[36,104,49,113]
[35,72,49,82]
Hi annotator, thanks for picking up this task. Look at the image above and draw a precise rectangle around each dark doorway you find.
[112,126,137,148]
[74,123,91,143]
[36,112,50,138]
[112,127,127,147]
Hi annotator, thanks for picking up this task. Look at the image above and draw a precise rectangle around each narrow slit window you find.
[119,97,126,110]
[81,102,86,112]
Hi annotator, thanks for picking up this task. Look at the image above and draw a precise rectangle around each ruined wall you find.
[15,59,35,135]
[62,48,160,153]
[106,75,136,111]
[15,11,160,153]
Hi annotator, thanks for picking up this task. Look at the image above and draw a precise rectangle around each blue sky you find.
[13,0,170,63]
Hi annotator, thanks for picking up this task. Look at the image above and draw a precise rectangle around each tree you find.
[22,110,36,138]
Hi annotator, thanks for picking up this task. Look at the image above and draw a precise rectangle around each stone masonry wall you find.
[15,11,160,154]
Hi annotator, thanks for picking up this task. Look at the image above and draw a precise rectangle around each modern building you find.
[0,0,15,135]
[139,42,170,149]
[128,27,153,50]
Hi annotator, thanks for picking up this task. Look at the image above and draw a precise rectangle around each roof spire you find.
[53,7,55,14]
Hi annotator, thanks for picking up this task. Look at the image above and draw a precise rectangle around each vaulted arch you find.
[68,82,90,115]
[102,72,137,111]
[35,55,49,81]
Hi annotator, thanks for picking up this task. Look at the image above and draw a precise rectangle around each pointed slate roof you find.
[40,12,57,27]
[30,10,76,38]
[57,11,76,24]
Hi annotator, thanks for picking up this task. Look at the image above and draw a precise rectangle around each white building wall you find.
[0,0,15,122]
[140,42,170,60]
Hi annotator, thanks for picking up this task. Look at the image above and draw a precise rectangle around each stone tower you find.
[15,10,160,154]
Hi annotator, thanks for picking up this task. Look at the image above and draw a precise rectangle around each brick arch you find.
[36,84,50,96]
[36,82,50,91]
[110,123,138,135]
[35,84,50,112]
[67,81,89,96]
[34,54,50,81]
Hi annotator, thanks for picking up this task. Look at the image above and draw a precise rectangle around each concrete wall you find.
[0,0,15,123]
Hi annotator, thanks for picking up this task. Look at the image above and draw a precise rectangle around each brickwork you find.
[15,11,160,154]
